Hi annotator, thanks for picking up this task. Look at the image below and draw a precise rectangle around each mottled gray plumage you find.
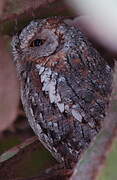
[11,17,113,168]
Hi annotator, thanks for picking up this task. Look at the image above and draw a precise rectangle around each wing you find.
[21,45,112,167]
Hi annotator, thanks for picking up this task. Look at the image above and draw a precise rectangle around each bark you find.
[0,0,73,36]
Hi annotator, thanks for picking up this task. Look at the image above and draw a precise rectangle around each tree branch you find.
[0,0,73,36]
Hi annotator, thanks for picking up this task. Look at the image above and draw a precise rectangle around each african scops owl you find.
[11,17,113,168]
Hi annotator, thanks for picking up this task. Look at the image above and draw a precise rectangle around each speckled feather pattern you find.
[11,17,113,168]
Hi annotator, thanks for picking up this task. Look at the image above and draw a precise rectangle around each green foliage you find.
[99,139,117,180]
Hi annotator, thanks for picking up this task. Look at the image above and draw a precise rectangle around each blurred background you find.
[0,0,117,180]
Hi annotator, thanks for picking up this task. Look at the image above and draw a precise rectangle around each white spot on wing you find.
[71,105,82,122]
[30,107,34,117]
[36,65,45,75]
[57,102,65,113]
[36,123,42,133]
[48,79,56,103]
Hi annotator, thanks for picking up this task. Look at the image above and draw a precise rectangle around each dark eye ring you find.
[30,39,45,47]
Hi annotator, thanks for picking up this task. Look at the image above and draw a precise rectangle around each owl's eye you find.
[30,39,45,47]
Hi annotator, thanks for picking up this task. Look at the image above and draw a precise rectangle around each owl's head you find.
[11,17,86,80]
[11,17,76,64]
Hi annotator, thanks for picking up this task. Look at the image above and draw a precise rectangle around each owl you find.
[11,17,113,168]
